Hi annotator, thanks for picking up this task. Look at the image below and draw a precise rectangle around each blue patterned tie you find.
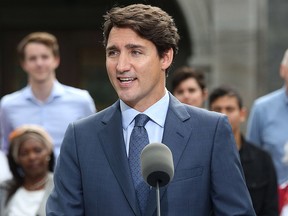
[129,114,150,215]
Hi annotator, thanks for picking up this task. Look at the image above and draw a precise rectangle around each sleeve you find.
[83,90,97,114]
[0,151,12,182]
[0,99,13,153]
[211,115,256,216]
[246,102,262,147]
[46,123,84,216]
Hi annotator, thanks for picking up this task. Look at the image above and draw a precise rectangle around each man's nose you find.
[35,57,44,66]
[116,53,131,72]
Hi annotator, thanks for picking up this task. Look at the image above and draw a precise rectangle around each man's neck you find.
[233,130,242,150]
[29,78,55,102]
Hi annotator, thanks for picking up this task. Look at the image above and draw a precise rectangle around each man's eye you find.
[41,55,49,60]
[188,88,197,93]
[106,50,118,57]
[28,56,37,61]
[131,50,141,55]
[176,90,184,95]
[226,108,235,112]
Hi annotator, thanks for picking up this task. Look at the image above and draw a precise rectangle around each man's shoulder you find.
[176,103,225,128]
[254,88,283,107]
[73,102,118,125]
[61,84,90,97]
[0,88,25,107]
[169,93,224,125]
[57,84,94,106]
[244,140,272,159]
[186,105,224,120]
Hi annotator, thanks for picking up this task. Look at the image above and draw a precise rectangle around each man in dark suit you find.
[209,85,278,215]
[46,4,256,216]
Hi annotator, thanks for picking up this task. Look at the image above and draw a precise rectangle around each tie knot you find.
[134,114,150,127]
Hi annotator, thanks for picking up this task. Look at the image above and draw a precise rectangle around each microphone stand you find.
[156,181,161,216]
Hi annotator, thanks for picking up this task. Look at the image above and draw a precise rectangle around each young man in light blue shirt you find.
[0,32,96,159]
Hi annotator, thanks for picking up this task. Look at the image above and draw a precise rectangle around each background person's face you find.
[105,27,171,111]
[18,138,50,178]
[22,42,59,84]
[173,77,206,108]
[210,96,245,134]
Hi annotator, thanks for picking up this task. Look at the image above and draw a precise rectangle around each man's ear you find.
[240,107,247,123]
[21,60,29,74]
[203,88,208,100]
[280,64,288,79]
[161,48,173,71]
[53,56,60,69]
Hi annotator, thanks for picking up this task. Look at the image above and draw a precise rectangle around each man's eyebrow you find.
[106,43,145,52]
[106,45,117,51]
[125,44,144,49]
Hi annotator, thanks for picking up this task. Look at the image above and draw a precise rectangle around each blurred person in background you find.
[209,85,278,216]
[0,125,54,216]
[246,49,288,213]
[0,32,96,160]
[0,150,12,183]
[171,66,207,108]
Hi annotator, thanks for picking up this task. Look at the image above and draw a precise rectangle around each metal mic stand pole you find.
[156,181,161,216]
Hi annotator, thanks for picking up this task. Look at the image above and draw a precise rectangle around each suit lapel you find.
[145,94,192,216]
[99,101,141,216]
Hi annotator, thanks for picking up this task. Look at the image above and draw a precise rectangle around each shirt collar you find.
[284,86,288,105]
[120,89,169,130]
[280,85,288,106]
[23,80,64,101]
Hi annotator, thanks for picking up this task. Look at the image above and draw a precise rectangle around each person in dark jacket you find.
[209,85,278,216]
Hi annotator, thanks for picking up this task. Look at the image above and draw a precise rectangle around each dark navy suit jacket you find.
[46,93,256,216]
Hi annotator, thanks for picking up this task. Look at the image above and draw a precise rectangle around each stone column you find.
[211,0,268,109]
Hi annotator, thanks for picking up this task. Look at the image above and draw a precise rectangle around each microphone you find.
[141,142,174,187]
[141,143,174,216]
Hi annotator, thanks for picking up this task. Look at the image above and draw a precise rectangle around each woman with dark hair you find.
[171,66,208,108]
[0,125,54,216]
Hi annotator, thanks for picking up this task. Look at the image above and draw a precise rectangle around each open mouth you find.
[118,77,136,83]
